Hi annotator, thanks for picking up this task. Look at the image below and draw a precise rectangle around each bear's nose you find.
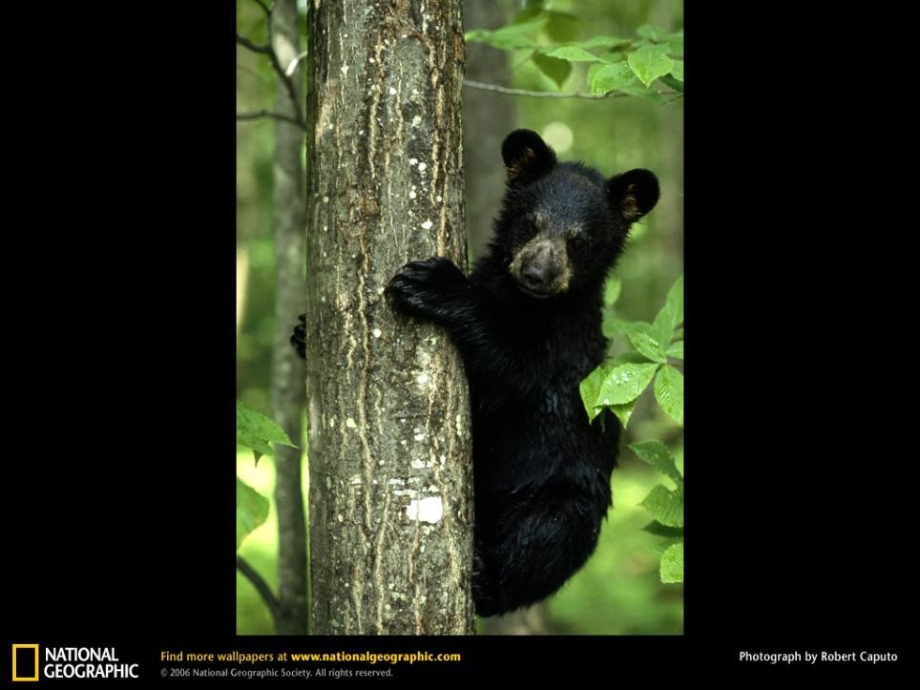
[522,263,552,290]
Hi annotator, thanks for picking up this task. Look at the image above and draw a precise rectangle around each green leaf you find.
[607,319,667,362]
[627,325,668,363]
[579,365,607,422]
[596,362,660,406]
[636,24,668,41]
[575,36,631,50]
[616,82,668,102]
[638,25,683,56]
[654,365,684,426]
[532,52,572,89]
[543,11,580,42]
[630,440,682,487]
[465,15,547,49]
[608,400,636,429]
[642,521,684,539]
[667,278,683,307]
[545,45,606,62]
[628,44,674,88]
[670,59,684,82]
[237,477,270,550]
[601,311,618,339]
[651,275,684,346]
[660,542,684,583]
[640,484,683,527]
[666,340,683,359]
[515,1,544,20]
[589,62,634,95]
[663,31,684,56]
[604,317,648,336]
[237,399,296,464]
[607,350,655,367]
[603,277,622,307]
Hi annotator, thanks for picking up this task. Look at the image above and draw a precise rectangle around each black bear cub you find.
[386,130,659,616]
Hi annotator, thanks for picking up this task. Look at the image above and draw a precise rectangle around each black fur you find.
[298,129,659,617]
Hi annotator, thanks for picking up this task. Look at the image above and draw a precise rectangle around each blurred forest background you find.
[237,0,683,634]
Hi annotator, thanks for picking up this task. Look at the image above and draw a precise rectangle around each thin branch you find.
[238,110,308,131]
[464,79,679,101]
[236,34,272,56]
[464,80,622,100]
[236,0,307,129]
[237,556,280,626]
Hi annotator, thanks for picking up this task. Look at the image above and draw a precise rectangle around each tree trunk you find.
[270,0,308,635]
[304,0,473,635]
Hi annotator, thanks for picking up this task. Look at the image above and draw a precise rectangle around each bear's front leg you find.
[385,256,472,325]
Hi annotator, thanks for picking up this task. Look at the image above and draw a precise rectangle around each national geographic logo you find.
[11,645,140,681]
[11,645,38,682]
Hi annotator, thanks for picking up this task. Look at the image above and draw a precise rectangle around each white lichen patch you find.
[408,157,418,166]
[406,496,443,524]
[408,190,416,199]
[340,64,349,77]
[417,162,427,172]
[421,219,433,230]
[372,328,382,338]
[388,86,397,95]
[345,417,357,429]
[411,115,422,127]
[410,458,431,470]
[416,372,429,386]
[350,475,362,485]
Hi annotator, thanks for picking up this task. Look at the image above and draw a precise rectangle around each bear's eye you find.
[569,236,587,252]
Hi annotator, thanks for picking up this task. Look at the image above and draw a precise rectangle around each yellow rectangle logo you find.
[12,644,39,682]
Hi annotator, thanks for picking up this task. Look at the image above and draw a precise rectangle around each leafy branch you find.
[580,276,684,584]
[463,80,678,100]
[465,2,683,102]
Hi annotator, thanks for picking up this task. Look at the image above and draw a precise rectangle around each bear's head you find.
[495,129,659,299]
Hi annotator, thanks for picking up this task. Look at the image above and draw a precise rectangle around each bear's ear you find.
[605,169,660,223]
[502,129,556,184]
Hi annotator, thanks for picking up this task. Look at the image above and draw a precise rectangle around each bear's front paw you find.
[385,256,467,323]
[290,314,306,360]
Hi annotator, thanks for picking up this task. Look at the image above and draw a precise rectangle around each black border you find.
[4,1,908,680]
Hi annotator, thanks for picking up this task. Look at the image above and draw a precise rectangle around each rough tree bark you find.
[270,0,308,635]
[305,0,474,634]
